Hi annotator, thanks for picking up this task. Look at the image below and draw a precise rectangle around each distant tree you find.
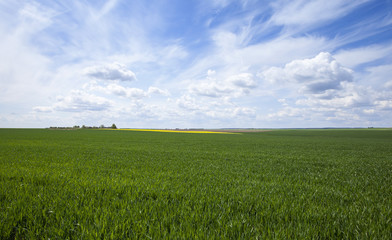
[82,125,86,129]
[111,123,117,129]
[100,124,105,128]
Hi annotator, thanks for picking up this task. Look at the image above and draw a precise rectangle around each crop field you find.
[1,128,391,239]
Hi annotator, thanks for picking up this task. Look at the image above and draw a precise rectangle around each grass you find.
[0,128,391,239]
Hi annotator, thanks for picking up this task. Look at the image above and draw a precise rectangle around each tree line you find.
[48,124,117,129]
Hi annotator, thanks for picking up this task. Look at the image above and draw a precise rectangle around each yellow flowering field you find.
[116,128,239,134]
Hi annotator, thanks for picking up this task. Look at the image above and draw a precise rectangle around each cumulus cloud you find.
[104,84,128,97]
[147,87,170,96]
[100,86,145,99]
[190,72,257,98]
[83,62,136,81]
[34,90,112,112]
[177,95,203,111]
[257,52,391,126]
[190,82,233,98]
[261,52,353,94]
[267,106,306,120]
[100,84,147,99]
[126,88,147,98]
[296,85,373,109]
[232,107,256,117]
[175,90,257,123]
[228,73,257,88]
[86,82,169,99]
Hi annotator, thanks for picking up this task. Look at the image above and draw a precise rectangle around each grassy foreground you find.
[0,128,391,239]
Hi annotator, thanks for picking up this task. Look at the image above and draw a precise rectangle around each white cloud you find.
[207,69,216,76]
[190,81,233,98]
[0,2,55,106]
[363,109,375,115]
[177,95,204,111]
[232,106,256,117]
[93,0,119,21]
[216,32,331,69]
[375,100,392,111]
[267,106,305,119]
[362,64,392,88]
[126,88,147,99]
[18,2,55,32]
[33,106,52,113]
[385,81,392,90]
[105,84,146,98]
[173,33,331,92]
[261,52,353,94]
[325,110,361,122]
[256,50,392,127]
[105,83,128,97]
[83,62,136,81]
[334,44,392,69]
[86,82,169,99]
[270,0,369,29]
[212,31,238,49]
[160,44,188,60]
[263,105,373,128]
[190,72,257,98]
[296,84,373,109]
[34,90,112,112]
[147,87,170,96]
[228,73,257,88]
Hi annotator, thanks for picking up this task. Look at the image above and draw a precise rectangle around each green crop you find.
[0,128,391,239]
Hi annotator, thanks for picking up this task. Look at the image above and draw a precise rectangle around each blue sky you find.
[1,0,392,128]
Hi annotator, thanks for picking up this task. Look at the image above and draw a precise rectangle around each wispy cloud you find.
[270,0,369,28]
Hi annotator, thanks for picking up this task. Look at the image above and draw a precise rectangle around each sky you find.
[1,0,392,128]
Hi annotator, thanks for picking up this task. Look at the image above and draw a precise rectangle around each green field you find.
[1,128,391,239]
